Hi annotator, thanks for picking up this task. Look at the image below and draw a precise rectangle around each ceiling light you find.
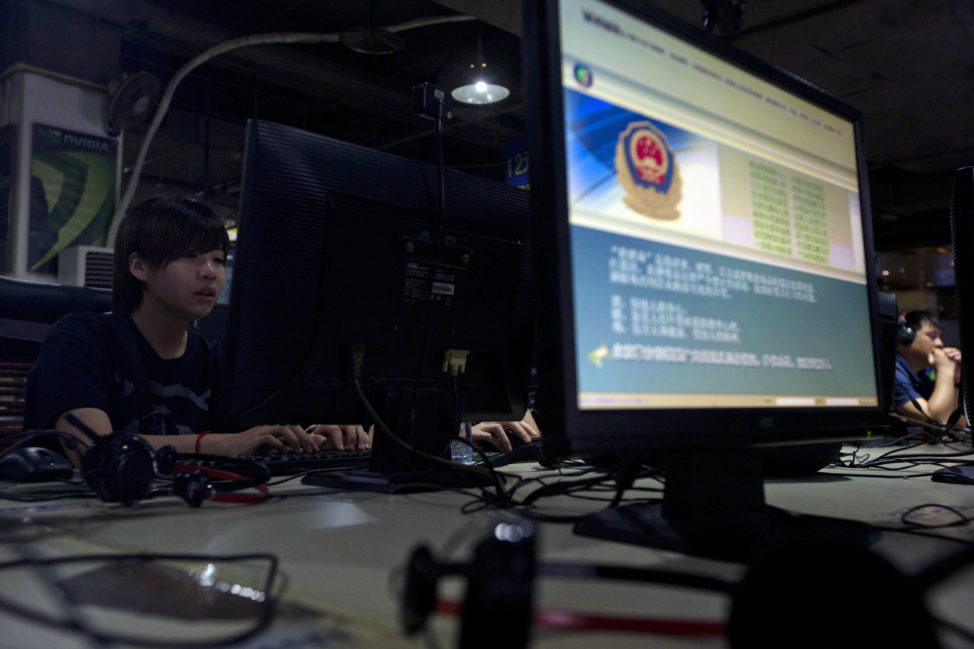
[438,31,512,106]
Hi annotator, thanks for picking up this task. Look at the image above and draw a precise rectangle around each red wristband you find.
[195,430,214,453]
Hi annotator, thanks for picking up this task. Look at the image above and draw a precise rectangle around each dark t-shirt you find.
[24,312,223,436]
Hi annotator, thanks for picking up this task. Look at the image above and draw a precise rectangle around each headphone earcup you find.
[898,318,916,345]
[728,541,938,649]
[401,545,440,635]
[81,432,156,504]
[400,521,536,649]
[459,523,535,649]
[172,470,210,508]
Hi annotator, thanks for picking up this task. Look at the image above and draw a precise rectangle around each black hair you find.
[112,196,230,315]
[902,310,942,335]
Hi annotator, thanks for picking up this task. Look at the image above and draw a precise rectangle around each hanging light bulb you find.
[438,30,512,106]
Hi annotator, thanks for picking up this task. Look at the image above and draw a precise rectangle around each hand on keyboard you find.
[306,424,371,451]
[202,425,318,455]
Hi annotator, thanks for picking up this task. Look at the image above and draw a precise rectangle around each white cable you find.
[107,14,475,246]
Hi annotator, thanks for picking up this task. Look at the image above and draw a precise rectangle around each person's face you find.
[911,320,944,361]
[133,249,226,321]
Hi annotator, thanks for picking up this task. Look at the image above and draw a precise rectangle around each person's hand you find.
[932,347,962,377]
[202,425,319,455]
[943,346,963,377]
[308,424,371,451]
[466,419,540,452]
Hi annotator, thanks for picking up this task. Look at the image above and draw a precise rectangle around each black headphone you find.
[80,430,165,504]
[403,522,944,649]
[402,519,536,648]
[78,429,270,507]
[67,414,270,507]
[898,313,916,345]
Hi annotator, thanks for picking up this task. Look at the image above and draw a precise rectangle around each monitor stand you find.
[573,449,879,565]
[302,383,500,493]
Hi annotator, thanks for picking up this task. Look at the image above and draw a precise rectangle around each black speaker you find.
[728,540,938,648]
[877,291,899,410]
[949,166,974,426]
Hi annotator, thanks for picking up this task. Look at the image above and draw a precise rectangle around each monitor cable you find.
[106,14,477,245]
[351,378,511,505]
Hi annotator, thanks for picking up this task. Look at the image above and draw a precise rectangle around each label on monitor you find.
[403,262,456,305]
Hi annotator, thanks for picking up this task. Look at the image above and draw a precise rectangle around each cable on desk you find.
[453,464,665,524]
[434,598,726,636]
[864,453,974,466]
[518,463,663,506]
[899,503,972,529]
[0,486,95,503]
[0,551,280,648]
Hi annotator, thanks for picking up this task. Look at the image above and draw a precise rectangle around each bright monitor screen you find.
[565,2,875,411]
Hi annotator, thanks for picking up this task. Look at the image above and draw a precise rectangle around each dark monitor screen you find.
[523,0,888,561]
[225,119,533,476]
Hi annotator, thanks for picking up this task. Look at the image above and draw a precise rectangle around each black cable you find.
[893,376,968,441]
[0,552,279,648]
[899,503,972,529]
[540,561,737,595]
[858,454,974,469]
[0,489,96,503]
[517,471,620,508]
[869,524,974,544]
[823,471,941,480]
[351,378,511,504]
[171,453,272,492]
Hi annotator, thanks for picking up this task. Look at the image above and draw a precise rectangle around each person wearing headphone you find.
[24,196,369,462]
[894,310,964,425]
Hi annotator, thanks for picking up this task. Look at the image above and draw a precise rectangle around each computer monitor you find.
[523,0,889,562]
[224,119,533,481]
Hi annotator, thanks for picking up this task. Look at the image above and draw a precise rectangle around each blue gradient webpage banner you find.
[572,224,876,400]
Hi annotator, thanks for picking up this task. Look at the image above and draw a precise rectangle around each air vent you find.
[58,245,113,289]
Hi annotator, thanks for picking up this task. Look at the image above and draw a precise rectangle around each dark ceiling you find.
[9,0,974,251]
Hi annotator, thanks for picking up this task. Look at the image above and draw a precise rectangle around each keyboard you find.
[186,449,372,476]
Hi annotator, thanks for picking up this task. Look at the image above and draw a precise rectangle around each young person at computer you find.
[24,196,536,459]
[24,196,368,459]
[894,309,965,426]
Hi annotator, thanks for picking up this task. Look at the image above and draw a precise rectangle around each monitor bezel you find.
[524,0,889,456]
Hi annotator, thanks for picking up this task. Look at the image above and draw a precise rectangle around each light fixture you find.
[438,31,512,106]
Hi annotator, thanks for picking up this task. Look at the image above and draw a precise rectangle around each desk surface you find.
[2,442,974,649]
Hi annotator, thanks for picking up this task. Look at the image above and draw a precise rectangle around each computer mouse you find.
[932,465,974,485]
[488,436,555,468]
[504,428,531,450]
[0,446,74,482]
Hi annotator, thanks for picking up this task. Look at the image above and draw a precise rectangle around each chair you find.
[0,362,31,452]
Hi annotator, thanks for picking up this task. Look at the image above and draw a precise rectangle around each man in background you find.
[894,310,964,425]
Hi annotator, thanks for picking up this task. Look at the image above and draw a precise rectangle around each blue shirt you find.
[893,354,936,407]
